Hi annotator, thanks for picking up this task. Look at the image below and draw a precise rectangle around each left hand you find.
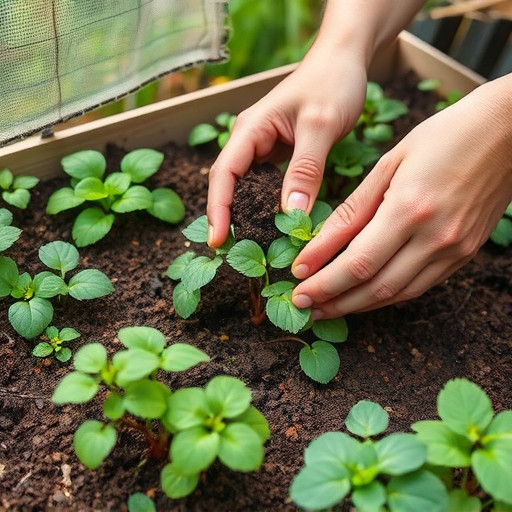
[291,74,512,319]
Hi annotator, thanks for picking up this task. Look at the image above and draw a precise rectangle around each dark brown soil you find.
[1,73,512,512]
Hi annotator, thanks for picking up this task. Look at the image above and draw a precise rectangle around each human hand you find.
[206,47,368,247]
[291,75,512,319]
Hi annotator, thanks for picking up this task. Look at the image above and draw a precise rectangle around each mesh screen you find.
[0,0,228,146]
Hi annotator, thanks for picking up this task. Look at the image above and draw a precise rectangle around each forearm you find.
[310,0,427,67]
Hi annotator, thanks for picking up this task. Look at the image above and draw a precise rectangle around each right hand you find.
[206,46,368,248]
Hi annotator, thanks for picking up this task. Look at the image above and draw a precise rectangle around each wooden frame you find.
[0,31,484,180]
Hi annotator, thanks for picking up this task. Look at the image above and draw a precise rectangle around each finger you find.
[292,152,402,279]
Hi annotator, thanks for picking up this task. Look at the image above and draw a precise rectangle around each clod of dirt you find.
[231,162,283,250]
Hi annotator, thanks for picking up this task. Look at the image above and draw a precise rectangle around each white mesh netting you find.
[0,0,228,146]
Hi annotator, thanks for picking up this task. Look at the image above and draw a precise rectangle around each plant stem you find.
[266,335,310,349]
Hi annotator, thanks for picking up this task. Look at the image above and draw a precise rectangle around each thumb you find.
[281,117,339,213]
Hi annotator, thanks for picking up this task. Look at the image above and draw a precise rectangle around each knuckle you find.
[346,254,375,283]
[300,105,340,131]
[369,280,399,302]
[332,199,357,227]
[291,154,325,182]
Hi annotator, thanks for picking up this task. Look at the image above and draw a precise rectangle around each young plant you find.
[0,208,22,252]
[0,168,39,209]
[0,240,114,338]
[167,204,348,384]
[417,78,464,111]
[32,325,81,362]
[187,112,237,149]
[52,326,269,500]
[490,201,512,247]
[46,148,185,247]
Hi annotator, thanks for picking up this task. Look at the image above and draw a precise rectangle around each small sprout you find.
[127,493,156,512]
[46,149,185,247]
[417,78,442,91]
[436,89,464,111]
[0,208,22,252]
[32,326,81,362]
[0,168,39,209]
[491,201,512,247]
[188,112,237,149]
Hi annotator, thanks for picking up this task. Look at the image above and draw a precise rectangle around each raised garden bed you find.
[2,32,511,511]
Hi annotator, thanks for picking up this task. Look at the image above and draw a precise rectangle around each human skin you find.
[206,0,512,318]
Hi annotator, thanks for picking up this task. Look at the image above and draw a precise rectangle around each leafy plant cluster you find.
[167,204,348,384]
[32,325,81,363]
[188,112,237,149]
[0,240,114,339]
[0,208,22,252]
[0,168,39,209]
[46,148,185,247]
[290,378,512,512]
[52,326,270,500]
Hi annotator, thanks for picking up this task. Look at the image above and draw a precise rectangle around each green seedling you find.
[357,81,409,143]
[187,112,237,149]
[490,201,512,247]
[413,378,512,510]
[46,148,185,247]
[52,326,269,500]
[290,378,512,511]
[417,78,464,111]
[167,203,348,384]
[0,208,22,252]
[32,325,81,362]
[127,493,156,512]
[0,240,114,339]
[0,168,39,209]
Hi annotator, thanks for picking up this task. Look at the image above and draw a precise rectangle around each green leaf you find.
[58,327,81,342]
[160,463,199,499]
[412,420,473,467]
[226,240,266,277]
[111,185,153,212]
[113,349,161,387]
[232,406,270,442]
[375,433,426,475]
[123,379,168,418]
[103,172,131,195]
[218,131,230,148]
[352,481,386,512]
[61,150,106,179]
[0,225,21,252]
[72,207,115,247]
[218,422,264,472]
[290,461,351,511]
[182,215,208,243]
[312,317,348,343]
[447,489,481,512]
[374,98,409,123]
[334,164,364,177]
[491,218,512,247]
[10,271,31,299]
[171,427,220,474]
[164,387,208,430]
[0,208,13,226]
[206,375,252,418]
[363,124,394,143]
[147,188,185,224]
[0,169,13,189]
[181,255,222,291]
[120,149,164,183]
[74,177,108,200]
[46,187,85,214]
[38,241,79,274]
[73,420,116,469]
[9,297,53,338]
[127,493,156,512]
[166,251,196,280]
[188,123,220,146]
[68,269,114,299]
[266,237,299,269]
[261,280,294,298]
[304,431,360,467]
[73,343,107,374]
[438,378,493,440]
[0,256,18,297]
[2,189,30,209]
[310,200,333,227]
[160,343,210,371]
[299,341,340,384]
[387,470,449,512]
[52,371,99,404]
[483,410,512,448]
[215,112,232,127]
[275,209,312,235]
[55,347,72,362]
[32,272,68,298]
[103,392,125,421]
[417,78,442,91]
[172,283,200,319]
[266,289,310,333]
[345,400,389,438]
[118,326,166,354]
[32,342,54,357]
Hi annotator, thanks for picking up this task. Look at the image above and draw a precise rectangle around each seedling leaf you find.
[72,207,115,247]
[55,347,72,362]
[218,423,264,472]
[103,392,125,421]
[352,481,386,512]
[275,209,312,236]
[375,433,427,475]
[160,343,210,371]
[118,326,166,353]
[32,272,68,298]
[181,255,222,291]
[164,387,209,431]
[161,463,200,499]
[52,371,99,404]
[74,177,108,200]
[104,172,131,195]
[166,251,196,280]
[123,379,168,418]
[173,283,200,318]
[266,237,299,269]
[46,187,85,214]
[345,400,389,438]
[147,188,185,224]
[2,189,30,209]
[0,225,21,252]
[32,342,54,357]
[171,427,220,474]
[127,493,156,512]
[74,343,107,373]
[120,149,164,183]
[226,240,266,277]
[68,269,114,300]
[111,185,153,212]
[363,124,394,143]
[61,150,106,180]
[266,290,310,333]
[299,340,340,384]
[188,123,220,146]
[73,420,116,469]
[0,256,18,296]
[312,317,348,343]
[112,349,161,387]
[233,406,271,443]
[182,215,208,243]
[8,297,53,338]
[261,280,294,298]
[205,375,252,418]
[310,200,333,227]
[38,241,79,274]
[447,489,481,512]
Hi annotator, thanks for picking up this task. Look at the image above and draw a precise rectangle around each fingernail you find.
[286,191,309,212]
[293,293,313,309]
[311,309,324,320]
[292,263,309,279]
[207,224,214,247]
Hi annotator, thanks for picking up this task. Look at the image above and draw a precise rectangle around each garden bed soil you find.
[1,73,511,512]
